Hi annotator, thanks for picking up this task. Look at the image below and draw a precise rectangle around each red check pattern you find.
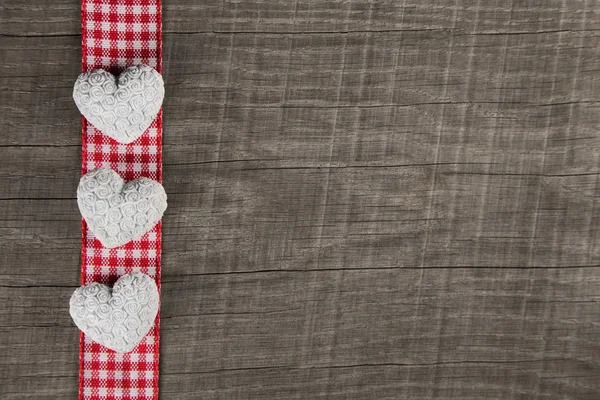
[79,1,162,399]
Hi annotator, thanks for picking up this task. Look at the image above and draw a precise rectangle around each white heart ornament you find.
[70,273,159,353]
[73,65,164,144]
[77,167,167,248]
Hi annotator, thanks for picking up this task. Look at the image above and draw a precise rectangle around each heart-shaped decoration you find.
[73,65,165,144]
[70,273,159,353]
[77,167,167,248]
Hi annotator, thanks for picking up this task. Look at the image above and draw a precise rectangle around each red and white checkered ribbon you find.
[79,1,162,399]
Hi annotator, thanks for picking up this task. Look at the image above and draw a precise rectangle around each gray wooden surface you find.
[1,1,600,399]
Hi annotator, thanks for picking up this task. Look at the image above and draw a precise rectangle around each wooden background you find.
[1,0,600,398]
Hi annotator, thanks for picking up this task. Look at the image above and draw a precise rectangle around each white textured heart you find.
[73,65,164,144]
[77,167,167,248]
[70,273,159,353]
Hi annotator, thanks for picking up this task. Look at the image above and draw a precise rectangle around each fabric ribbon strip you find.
[79,1,162,399]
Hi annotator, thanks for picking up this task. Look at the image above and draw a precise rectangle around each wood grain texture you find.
[1,0,600,399]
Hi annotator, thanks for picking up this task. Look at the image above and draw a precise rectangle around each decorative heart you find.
[70,273,159,353]
[73,65,165,144]
[77,167,167,249]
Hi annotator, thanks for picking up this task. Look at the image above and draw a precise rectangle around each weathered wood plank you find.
[1,0,600,399]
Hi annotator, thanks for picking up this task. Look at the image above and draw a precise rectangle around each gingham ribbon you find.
[79,1,162,399]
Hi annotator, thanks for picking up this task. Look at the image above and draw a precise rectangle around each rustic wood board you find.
[1,1,600,399]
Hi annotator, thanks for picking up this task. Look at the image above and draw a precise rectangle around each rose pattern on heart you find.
[77,166,167,248]
[73,65,165,144]
[70,273,159,353]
